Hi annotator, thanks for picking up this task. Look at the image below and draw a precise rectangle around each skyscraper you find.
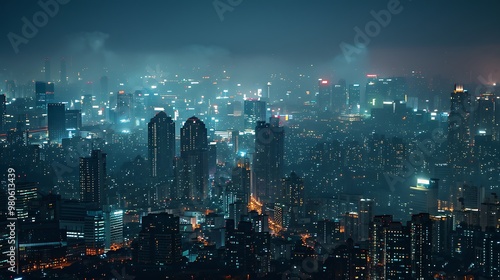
[358,198,374,242]
[253,117,284,202]
[384,222,411,279]
[103,206,124,251]
[231,157,251,206]
[369,215,393,279]
[180,116,208,200]
[410,213,433,280]
[474,93,496,139]
[148,111,175,180]
[80,150,107,208]
[84,209,105,256]
[243,99,266,130]
[448,84,471,182]
[35,81,54,111]
[225,221,256,273]
[116,90,133,124]
[348,83,361,113]
[48,103,66,143]
[317,79,332,116]
[331,79,347,114]
[280,172,304,226]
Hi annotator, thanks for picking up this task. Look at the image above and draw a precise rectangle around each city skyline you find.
[1,1,500,279]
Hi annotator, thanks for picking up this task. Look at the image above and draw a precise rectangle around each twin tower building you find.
[148,112,208,200]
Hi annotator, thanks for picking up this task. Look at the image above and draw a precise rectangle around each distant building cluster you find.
[0,63,499,279]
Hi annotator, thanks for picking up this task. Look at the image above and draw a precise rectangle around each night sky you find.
[1,0,499,82]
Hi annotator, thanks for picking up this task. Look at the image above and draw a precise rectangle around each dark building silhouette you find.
[280,172,304,226]
[225,220,258,273]
[253,117,284,202]
[448,84,472,182]
[231,157,251,206]
[137,213,181,266]
[410,213,433,280]
[48,103,66,143]
[180,116,208,200]
[323,239,368,280]
[332,79,347,114]
[148,111,175,180]
[80,150,107,208]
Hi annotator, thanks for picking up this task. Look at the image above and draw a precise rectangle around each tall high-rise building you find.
[231,157,251,206]
[103,206,123,251]
[208,142,217,178]
[431,215,453,255]
[348,83,361,113]
[384,222,411,279]
[474,93,496,139]
[317,79,332,116]
[369,215,393,279]
[317,219,342,246]
[148,111,175,180]
[253,117,284,201]
[180,116,208,200]
[84,209,105,256]
[225,220,257,273]
[331,79,347,114]
[410,213,433,280]
[116,90,133,123]
[48,103,66,143]
[35,81,54,111]
[81,94,93,123]
[0,94,5,132]
[80,150,107,208]
[243,99,266,130]
[358,198,374,242]
[280,172,304,226]
[481,231,500,279]
[448,84,471,182]
[137,213,182,265]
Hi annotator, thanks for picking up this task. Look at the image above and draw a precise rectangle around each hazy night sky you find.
[0,0,499,83]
